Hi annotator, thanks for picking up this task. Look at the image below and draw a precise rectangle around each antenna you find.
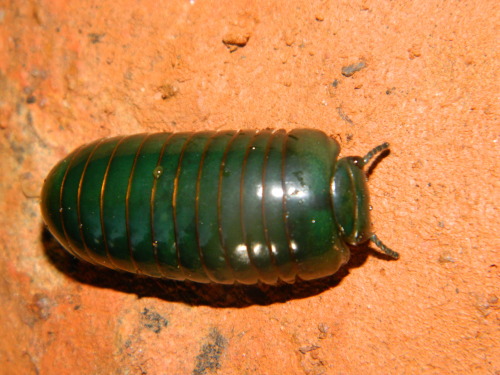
[362,142,390,167]
[370,234,399,259]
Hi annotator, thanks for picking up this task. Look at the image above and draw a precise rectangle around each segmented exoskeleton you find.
[41,129,398,285]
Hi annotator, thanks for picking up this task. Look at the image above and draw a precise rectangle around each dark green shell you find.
[41,129,385,285]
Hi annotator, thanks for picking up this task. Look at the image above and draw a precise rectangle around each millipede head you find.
[332,142,399,259]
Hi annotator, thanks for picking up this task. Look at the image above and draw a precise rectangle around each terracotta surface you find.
[1,1,498,374]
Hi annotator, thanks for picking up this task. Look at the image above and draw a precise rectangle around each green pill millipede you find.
[41,129,399,285]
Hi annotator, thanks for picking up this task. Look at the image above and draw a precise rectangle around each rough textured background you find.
[1,0,498,374]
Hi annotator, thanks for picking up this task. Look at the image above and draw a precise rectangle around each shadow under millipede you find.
[41,224,394,308]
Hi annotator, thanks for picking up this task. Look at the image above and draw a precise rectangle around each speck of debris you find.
[318,323,329,339]
[88,33,105,44]
[30,69,47,79]
[222,32,250,52]
[487,295,498,305]
[140,308,168,334]
[284,32,295,46]
[341,61,366,77]
[408,46,421,59]
[193,328,227,375]
[25,293,54,327]
[26,95,36,104]
[299,344,320,354]
[158,84,179,100]
[20,171,40,198]
[386,87,396,95]
[331,79,340,88]
[123,70,133,80]
[438,252,455,264]
[336,106,353,124]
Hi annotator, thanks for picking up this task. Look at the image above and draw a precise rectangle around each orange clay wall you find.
[0,1,498,374]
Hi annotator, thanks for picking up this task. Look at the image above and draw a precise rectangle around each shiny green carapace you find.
[41,129,398,285]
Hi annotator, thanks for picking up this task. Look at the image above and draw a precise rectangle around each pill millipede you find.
[41,129,398,285]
